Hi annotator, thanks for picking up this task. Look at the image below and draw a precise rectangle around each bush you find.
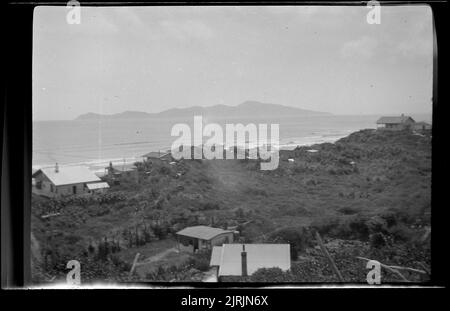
[369,232,387,248]
[250,267,292,282]
[268,227,313,260]
[387,223,414,243]
[338,207,358,215]
[189,252,211,272]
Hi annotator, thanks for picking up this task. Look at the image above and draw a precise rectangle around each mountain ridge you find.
[74,101,332,120]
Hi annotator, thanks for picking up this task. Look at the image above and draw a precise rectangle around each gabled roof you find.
[142,151,171,159]
[176,226,234,240]
[211,244,291,276]
[32,166,101,186]
[376,116,415,124]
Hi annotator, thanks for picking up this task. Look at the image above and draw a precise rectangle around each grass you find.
[115,238,177,263]
[31,128,431,283]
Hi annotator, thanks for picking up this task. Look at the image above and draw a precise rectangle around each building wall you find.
[32,178,56,197]
[414,124,432,131]
[380,122,413,131]
[88,187,108,194]
[177,235,196,253]
[177,232,234,253]
[210,232,234,247]
[33,172,56,197]
[56,183,87,196]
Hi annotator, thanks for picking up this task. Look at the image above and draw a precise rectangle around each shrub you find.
[250,267,292,282]
[268,227,313,260]
[387,223,414,243]
[338,207,358,215]
[369,233,387,248]
[189,252,211,272]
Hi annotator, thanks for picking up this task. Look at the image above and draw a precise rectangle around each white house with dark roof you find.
[176,225,235,253]
[32,163,109,197]
[376,114,415,130]
[210,244,291,279]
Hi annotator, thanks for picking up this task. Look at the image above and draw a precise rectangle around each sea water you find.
[32,114,431,171]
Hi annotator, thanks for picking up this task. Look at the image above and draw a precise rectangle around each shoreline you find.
[32,130,355,171]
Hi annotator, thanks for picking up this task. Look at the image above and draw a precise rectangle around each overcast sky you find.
[33,5,433,121]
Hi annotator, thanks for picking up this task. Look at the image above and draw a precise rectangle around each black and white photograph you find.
[4,2,439,289]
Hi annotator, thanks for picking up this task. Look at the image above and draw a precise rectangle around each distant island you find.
[74,101,332,120]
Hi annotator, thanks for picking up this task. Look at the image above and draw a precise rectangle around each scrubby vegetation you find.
[31,129,431,284]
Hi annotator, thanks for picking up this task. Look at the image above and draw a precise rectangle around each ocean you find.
[32,114,431,171]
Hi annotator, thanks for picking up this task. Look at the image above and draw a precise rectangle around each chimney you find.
[241,244,248,277]
[55,163,59,173]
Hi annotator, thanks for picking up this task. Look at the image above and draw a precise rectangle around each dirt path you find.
[137,247,178,265]
[206,159,260,193]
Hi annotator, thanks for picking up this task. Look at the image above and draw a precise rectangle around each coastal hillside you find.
[74,101,331,120]
[31,129,431,283]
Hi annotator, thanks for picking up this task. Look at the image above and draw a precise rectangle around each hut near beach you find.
[376,114,415,131]
[176,225,235,253]
[32,163,109,197]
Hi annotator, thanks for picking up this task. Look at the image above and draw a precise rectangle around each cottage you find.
[210,244,291,279]
[104,162,139,183]
[176,225,234,253]
[32,164,109,197]
[376,114,415,130]
[413,121,432,132]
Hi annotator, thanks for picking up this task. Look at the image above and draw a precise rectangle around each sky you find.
[33,5,433,121]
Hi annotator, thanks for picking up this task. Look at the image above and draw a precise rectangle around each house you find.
[413,121,432,132]
[32,164,109,197]
[104,162,139,183]
[209,244,291,280]
[376,114,415,130]
[142,150,173,162]
[175,225,235,253]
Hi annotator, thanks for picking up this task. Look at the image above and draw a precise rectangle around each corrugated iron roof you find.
[214,244,291,276]
[33,166,101,186]
[176,226,234,240]
[210,246,223,266]
[376,116,415,124]
[86,182,110,190]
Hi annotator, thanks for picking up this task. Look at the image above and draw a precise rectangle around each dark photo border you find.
[1,1,447,303]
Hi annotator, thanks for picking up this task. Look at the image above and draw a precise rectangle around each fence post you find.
[315,232,344,282]
[128,253,140,279]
